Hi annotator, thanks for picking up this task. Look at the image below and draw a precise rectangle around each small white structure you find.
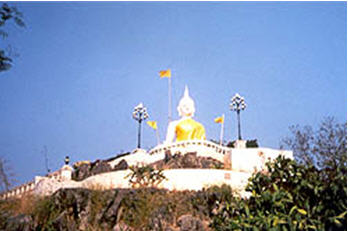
[60,164,74,181]
[234,140,247,149]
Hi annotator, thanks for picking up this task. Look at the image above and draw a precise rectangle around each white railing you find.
[0,168,64,200]
[148,140,231,162]
[149,140,230,155]
[108,140,231,169]
[0,180,35,200]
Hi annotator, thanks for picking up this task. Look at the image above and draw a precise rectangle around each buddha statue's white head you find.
[177,86,195,118]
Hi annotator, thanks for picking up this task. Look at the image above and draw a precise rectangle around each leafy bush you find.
[246,139,259,148]
[211,156,347,230]
[127,165,166,188]
[227,139,259,148]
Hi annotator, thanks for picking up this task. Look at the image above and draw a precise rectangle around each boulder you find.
[90,160,113,176]
[177,215,205,231]
[4,214,33,231]
[100,189,128,227]
[113,222,133,231]
[72,163,91,181]
[114,159,128,171]
[72,160,113,181]
[151,152,223,170]
[51,210,78,231]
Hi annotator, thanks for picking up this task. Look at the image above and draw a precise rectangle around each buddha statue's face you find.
[178,100,195,117]
[177,86,195,117]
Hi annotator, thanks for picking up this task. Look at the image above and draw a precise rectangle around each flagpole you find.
[156,129,160,145]
[168,72,172,123]
[220,114,225,146]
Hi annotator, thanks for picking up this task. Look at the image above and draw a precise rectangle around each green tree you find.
[280,117,347,169]
[0,3,25,72]
[211,156,347,231]
[211,117,347,230]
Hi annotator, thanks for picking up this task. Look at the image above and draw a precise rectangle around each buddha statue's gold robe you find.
[175,118,206,142]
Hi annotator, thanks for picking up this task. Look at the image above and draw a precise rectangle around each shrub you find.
[227,139,259,148]
[127,165,166,188]
[211,156,347,230]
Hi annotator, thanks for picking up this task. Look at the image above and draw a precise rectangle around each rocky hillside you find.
[1,152,227,230]
[0,156,346,231]
[1,185,233,231]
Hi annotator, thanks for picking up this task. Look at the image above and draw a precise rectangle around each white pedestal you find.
[60,164,73,181]
[235,140,247,148]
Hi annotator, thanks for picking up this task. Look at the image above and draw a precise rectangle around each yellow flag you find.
[159,69,171,78]
[147,121,158,130]
[214,116,224,124]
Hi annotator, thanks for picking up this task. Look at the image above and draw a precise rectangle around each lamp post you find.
[64,156,70,165]
[132,103,149,149]
[230,93,247,140]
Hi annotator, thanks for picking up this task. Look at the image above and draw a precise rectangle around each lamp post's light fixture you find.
[230,93,247,140]
[64,156,70,165]
[132,103,149,148]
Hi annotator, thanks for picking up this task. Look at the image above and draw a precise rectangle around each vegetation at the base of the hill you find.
[0,155,346,231]
[0,186,235,230]
[211,156,347,231]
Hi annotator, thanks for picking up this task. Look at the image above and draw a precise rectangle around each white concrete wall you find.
[230,148,293,173]
[160,169,250,193]
[81,170,132,189]
[17,169,252,197]
[79,168,251,194]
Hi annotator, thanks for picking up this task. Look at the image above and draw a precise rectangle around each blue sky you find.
[0,2,346,186]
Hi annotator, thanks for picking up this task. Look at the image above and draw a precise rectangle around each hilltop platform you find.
[0,140,293,199]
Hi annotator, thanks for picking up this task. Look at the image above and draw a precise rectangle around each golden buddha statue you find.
[165,86,206,143]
